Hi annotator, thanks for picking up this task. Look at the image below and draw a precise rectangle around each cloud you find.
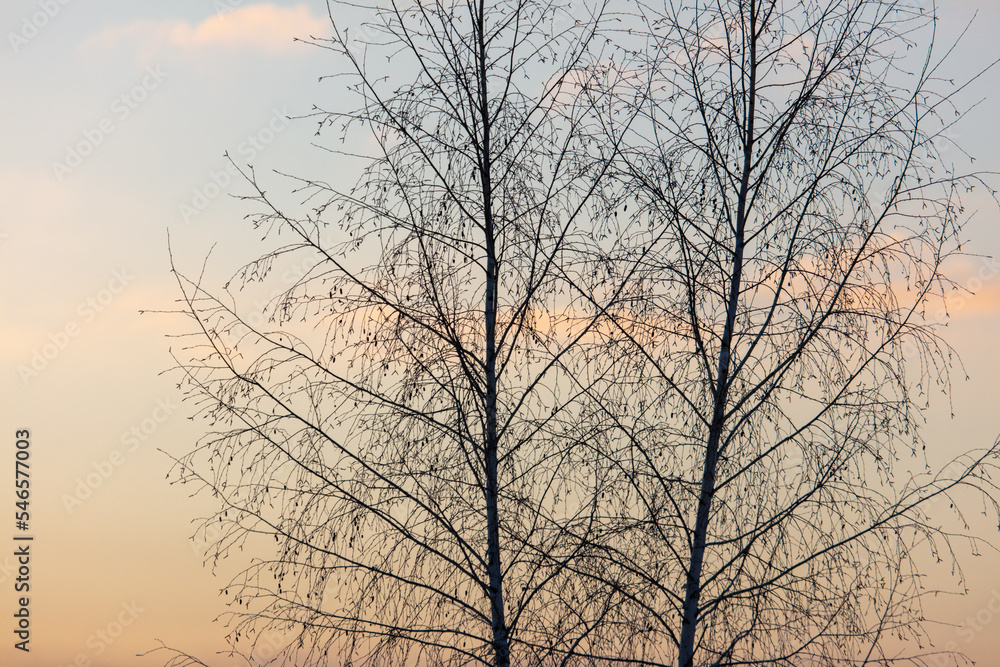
[85,4,327,55]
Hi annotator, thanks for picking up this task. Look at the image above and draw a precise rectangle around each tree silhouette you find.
[568,0,1000,665]
[165,0,632,666]
[161,1,1000,667]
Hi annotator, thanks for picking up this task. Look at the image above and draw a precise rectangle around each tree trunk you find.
[478,1,510,665]
[677,5,758,664]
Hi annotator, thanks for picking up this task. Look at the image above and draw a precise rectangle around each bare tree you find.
[562,1,1000,665]
[163,1,631,666]
[162,1,1000,666]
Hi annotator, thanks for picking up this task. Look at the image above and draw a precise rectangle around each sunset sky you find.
[2,2,1000,666]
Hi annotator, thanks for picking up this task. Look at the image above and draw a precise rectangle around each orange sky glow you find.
[2,2,1000,667]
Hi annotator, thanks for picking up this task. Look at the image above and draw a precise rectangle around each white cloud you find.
[85,4,327,55]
